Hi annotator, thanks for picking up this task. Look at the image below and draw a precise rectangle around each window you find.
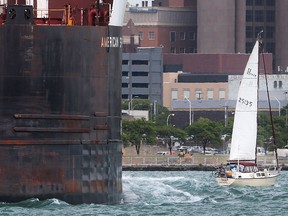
[266,10,275,22]
[266,0,275,6]
[255,0,264,6]
[132,72,148,76]
[266,26,274,39]
[179,48,185,53]
[170,31,176,42]
[279,81,283,88]
[122,83,128,88]
[142,1,148,7]
[180,32,185,40]
[122,94,129,99]
[122,60,128,65]
[246,42,253,53]
[132,60,149,65]
[246,0,253,6]
[183,89,190,99]
[246,10,253,22]
[139,31,143,40]
[132,83,148,88]
[219,89,225,100]
[188,47,196,53]
[246,26,253,38]
[122,71,128,76]
[274,81,277,88]
[255,10,264,22]
[207,89,214,100]
[189,32,196,40]
[170,47,176,53]
[171,89,178,100]
[266,42,275,53]
[149,32,155,40]
[195,89,202,100]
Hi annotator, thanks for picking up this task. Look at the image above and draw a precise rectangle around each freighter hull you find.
[0,3,123,204]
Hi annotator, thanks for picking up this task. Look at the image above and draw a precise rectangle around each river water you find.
[1,171,287,216]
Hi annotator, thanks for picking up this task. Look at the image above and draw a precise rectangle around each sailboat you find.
[215,36,280,186]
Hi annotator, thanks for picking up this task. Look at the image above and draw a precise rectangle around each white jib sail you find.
[229,40,259,161]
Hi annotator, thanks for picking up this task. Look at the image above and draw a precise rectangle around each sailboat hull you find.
[216,174,279,186]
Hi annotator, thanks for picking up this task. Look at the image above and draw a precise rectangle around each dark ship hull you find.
[0,1,124,204]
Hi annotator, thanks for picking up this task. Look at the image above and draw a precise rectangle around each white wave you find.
[123,174,202,204]
[50,198,61,205]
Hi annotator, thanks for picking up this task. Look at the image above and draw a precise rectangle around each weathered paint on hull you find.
[0,23,123,204]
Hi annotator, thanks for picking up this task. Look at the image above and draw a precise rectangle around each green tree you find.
[185,117,223,153]
[155,126,188,154]
[122,119,156,155]
[154,106,170,126]
[257,112,287,150]
[155,126,187,143]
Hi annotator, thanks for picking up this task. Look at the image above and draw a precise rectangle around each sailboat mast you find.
[260,35,279,170]
[255,37,260,165]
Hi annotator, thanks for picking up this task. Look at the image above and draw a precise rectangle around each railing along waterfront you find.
[123,154,288,168]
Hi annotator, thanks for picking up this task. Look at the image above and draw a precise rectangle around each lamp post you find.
[166,113,174,126]
[284,92,288,126]
[224,101,229,127]
[129,95,139,114]
[184,97,192,125]
[273,96,281,116]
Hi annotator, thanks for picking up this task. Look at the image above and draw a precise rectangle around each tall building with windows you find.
[196,0,287,73]
[123,1,197,54]
[122,47,163,105]
[124,0,288,73]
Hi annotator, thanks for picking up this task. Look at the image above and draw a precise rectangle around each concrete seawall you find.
[122,146,288,171]
[123,164,215,171]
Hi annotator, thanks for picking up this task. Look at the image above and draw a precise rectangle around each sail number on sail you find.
[247,68,256,77]
[238,97,252,107]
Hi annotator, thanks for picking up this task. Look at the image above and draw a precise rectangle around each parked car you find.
[177,146,188,151]
[156,151,167,155]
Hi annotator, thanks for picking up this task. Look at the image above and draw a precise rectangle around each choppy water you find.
[1,171,287,216]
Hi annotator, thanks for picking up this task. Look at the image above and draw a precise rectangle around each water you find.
[1,171,287,216]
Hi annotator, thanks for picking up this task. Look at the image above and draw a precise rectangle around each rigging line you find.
[260,40,279,170]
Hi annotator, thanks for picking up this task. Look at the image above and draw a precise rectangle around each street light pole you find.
[224,101,229,127]
[130,96,139,112]
[284,92,288,126]
[166,113,174,126]
[185,97,192,125]
[273,96,281,116]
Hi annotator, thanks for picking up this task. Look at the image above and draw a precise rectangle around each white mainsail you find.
[109,0,127,27]
[229,40,259,161]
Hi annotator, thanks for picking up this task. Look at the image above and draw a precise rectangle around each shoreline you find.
[122,165,288,171]
[122,164,216,171]
[122,146,288,171]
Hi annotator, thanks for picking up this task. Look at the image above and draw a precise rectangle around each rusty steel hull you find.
[0,24,122,204]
